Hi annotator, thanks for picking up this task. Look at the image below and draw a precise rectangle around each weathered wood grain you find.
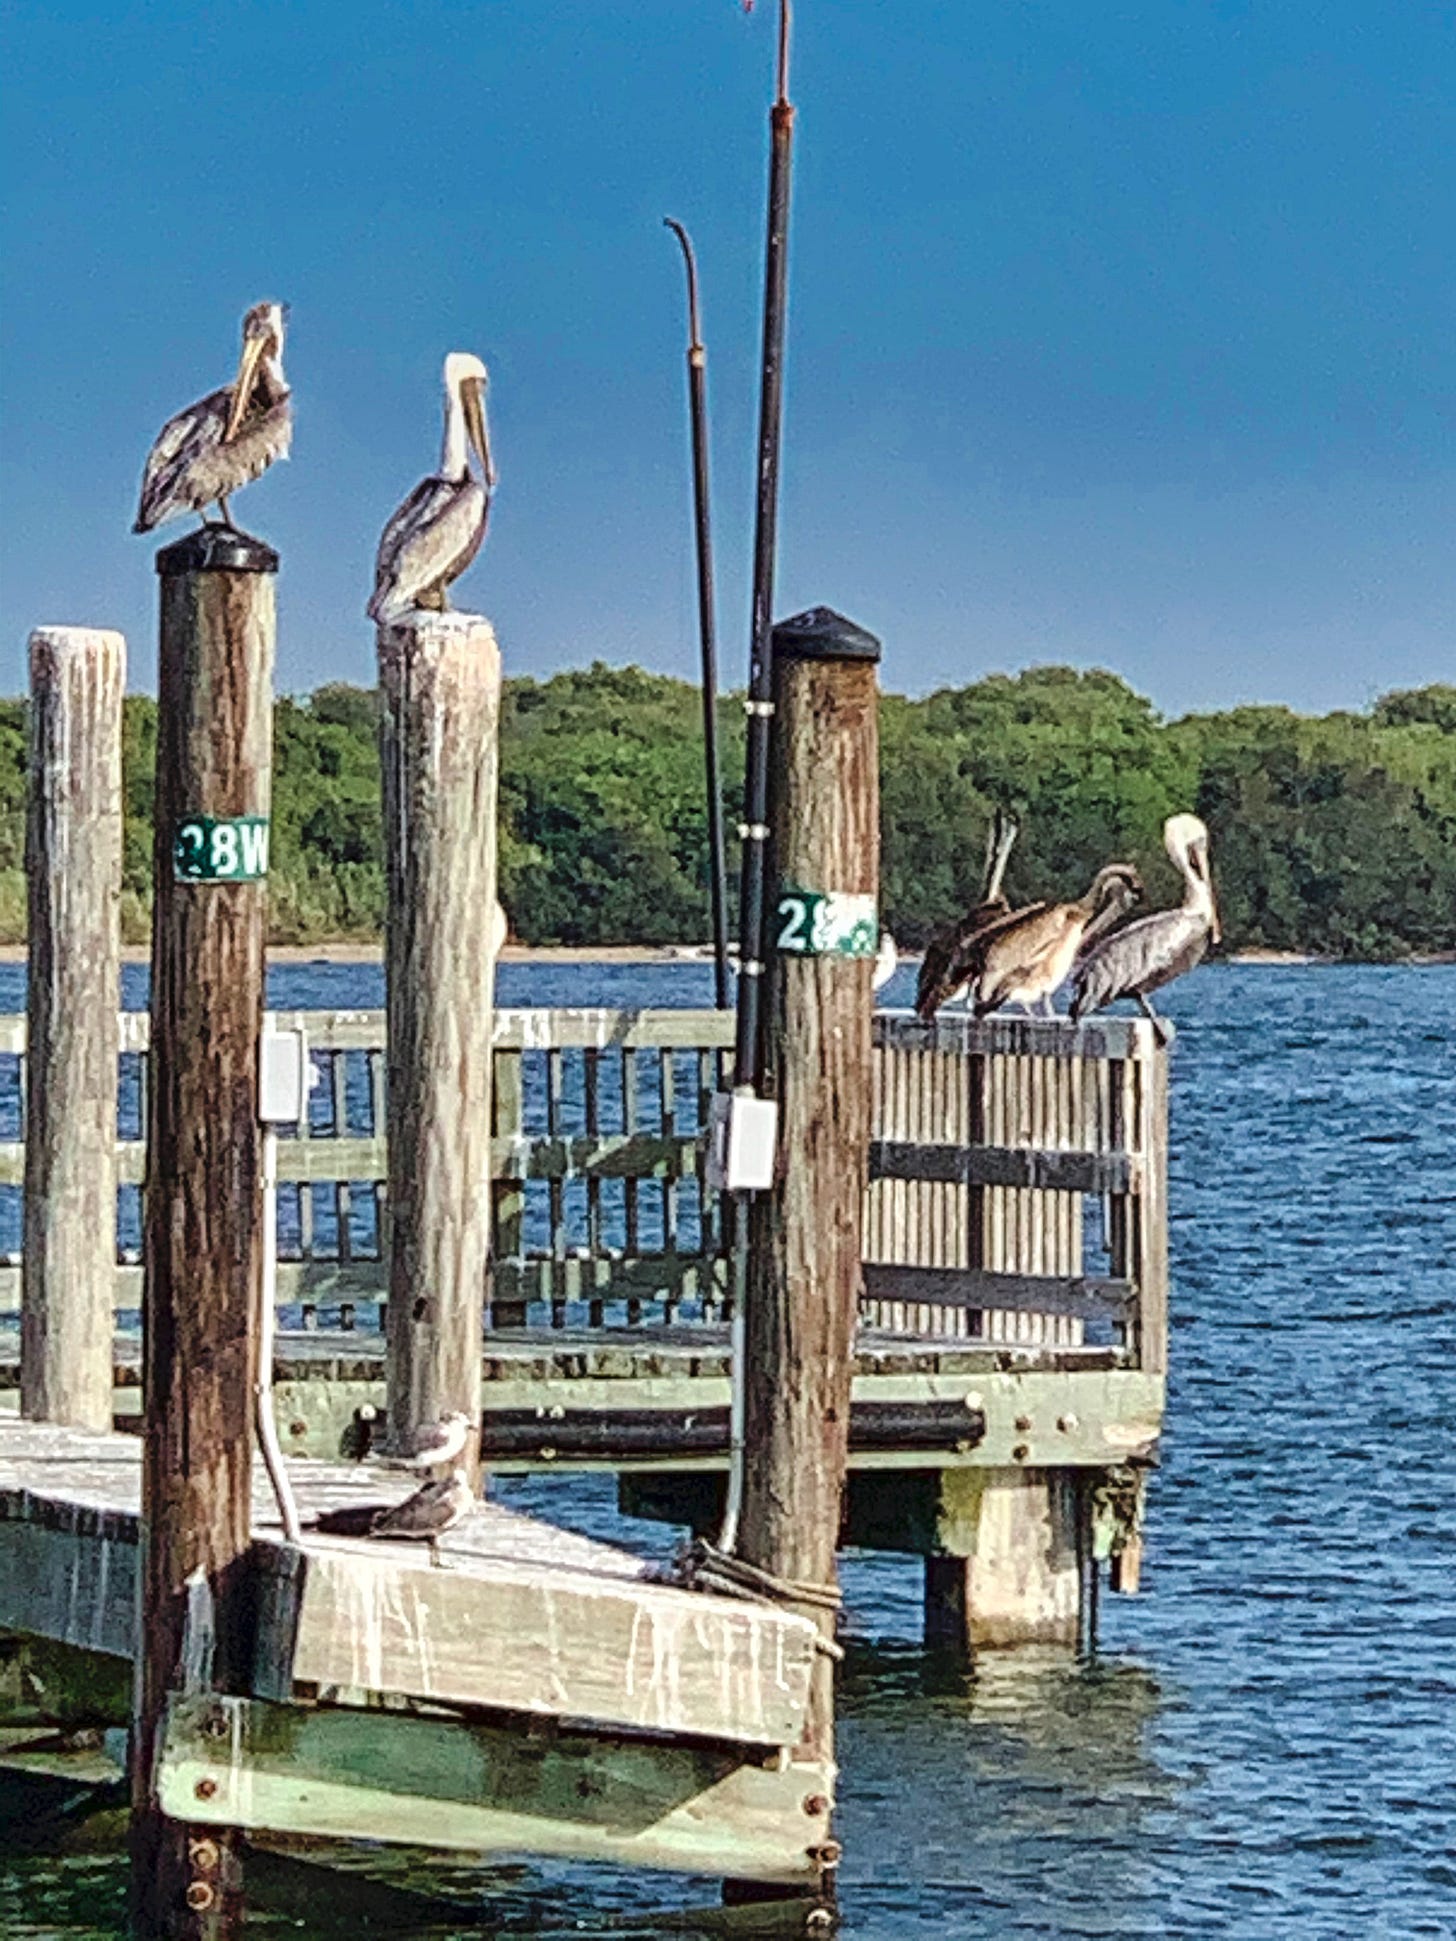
[22,627,125,1431]
[0,1418,819,1749]
[136,532,276,1935]
[1133,1022,1170,1376]
[743,614,880,1791]
[159,1693,828,1882]
[378,613,500,1468]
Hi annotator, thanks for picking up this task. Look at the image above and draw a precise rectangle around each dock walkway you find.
[0,1417,828,1881]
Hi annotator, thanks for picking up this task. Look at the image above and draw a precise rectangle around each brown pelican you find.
[133,302,290,533]
[974,864,1143,1017]
[368,352,496,626]
[1071,814,1219,1043]
[916,809,1022,1020]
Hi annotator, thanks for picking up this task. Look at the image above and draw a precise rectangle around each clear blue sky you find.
[2,0,1452,714]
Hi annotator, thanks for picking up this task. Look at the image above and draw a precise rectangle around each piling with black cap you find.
[133,523,276,1939]
[738,605,881,1903]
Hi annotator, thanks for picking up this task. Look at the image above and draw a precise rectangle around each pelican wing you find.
[1072,908,1208,1015]
[975,903,1083,1010]
[917,899,1046,1019]
[134,387,230,531]
[134,384,290,533]
[369,475,488,624]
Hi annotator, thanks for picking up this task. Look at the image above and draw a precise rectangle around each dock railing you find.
[0,1008,1167,1372]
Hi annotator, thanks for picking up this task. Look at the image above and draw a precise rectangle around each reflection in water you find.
[835,1634,1177,1936]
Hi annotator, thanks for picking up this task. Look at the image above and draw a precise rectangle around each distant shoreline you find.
[1,943,1453,968]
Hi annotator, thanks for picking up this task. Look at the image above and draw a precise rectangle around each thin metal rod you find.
[257,1124,302,1543]
[732,0,795,1092]
[721,0,795,1560]
[665,217,732,1010]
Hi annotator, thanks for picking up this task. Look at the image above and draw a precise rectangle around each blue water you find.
[3,962,1454,1938]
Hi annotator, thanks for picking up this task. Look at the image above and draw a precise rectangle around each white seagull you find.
[380,1409,475,1473]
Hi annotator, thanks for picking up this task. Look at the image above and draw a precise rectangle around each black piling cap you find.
[771,606,881,664]
[155,527,279,576]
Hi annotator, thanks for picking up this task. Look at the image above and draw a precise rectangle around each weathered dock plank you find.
[0,1419,818,1749]
[158,1694,822,1882]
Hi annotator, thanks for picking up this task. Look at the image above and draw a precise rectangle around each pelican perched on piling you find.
[916,809,1021,1020]
[369,352,496,626]
[1071,815,1219,1043]
[134,302,291,533]
[974,864,1142,1018]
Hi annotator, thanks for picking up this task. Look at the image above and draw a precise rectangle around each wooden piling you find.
[378,612,501,1473]
[739,606,880,1895]
[922,1471,1081,1654]
[133,528,276,1939]
[22,626,124,1431]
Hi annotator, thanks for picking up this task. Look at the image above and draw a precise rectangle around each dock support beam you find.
[133,528,276,1939]
[22,626,124,1431]
[378,612,501,1475]
[922,1469,1081,1654]
[739,607,881,1902]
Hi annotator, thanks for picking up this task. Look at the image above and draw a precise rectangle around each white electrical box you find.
[706,1090,779,1193]
[259,1023,314,1125]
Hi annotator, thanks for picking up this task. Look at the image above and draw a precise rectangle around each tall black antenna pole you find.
[733,0,794,1090]
[664,217,732,1010]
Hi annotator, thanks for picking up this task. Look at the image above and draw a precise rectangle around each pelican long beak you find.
[1197,845,1221,943]
[463,378,496,489]
[223,331,268,443]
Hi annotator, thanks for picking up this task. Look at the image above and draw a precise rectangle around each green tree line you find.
[1,663,1453,957]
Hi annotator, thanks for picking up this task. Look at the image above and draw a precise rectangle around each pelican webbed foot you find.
[1136,993,1170,1047]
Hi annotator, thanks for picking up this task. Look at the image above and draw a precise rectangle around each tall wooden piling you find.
[22,626,124,1431]
[133,528,276,1938]
[378,612,500,1471]
[740,607,880,1891]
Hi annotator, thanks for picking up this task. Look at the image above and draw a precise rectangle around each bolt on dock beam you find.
[736,605,882,1908]
[378,611,501,1475]
[132,526,276,1939]
[22,626,125,1432]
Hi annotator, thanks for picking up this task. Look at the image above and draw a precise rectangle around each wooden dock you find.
[0,1415,830,1881]
[0,1004,1167,1652]
[2,603,1173,1924]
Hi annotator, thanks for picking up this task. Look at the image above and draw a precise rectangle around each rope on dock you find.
[667,1537,845,1660]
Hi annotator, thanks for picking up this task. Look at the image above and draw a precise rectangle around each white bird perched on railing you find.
[369,352,496,626]
[1071,814,1219,1044]
[134,302,291,533]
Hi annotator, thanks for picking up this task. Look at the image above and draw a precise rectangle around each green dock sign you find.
[173,816,270,883]
[775,888,878,958]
